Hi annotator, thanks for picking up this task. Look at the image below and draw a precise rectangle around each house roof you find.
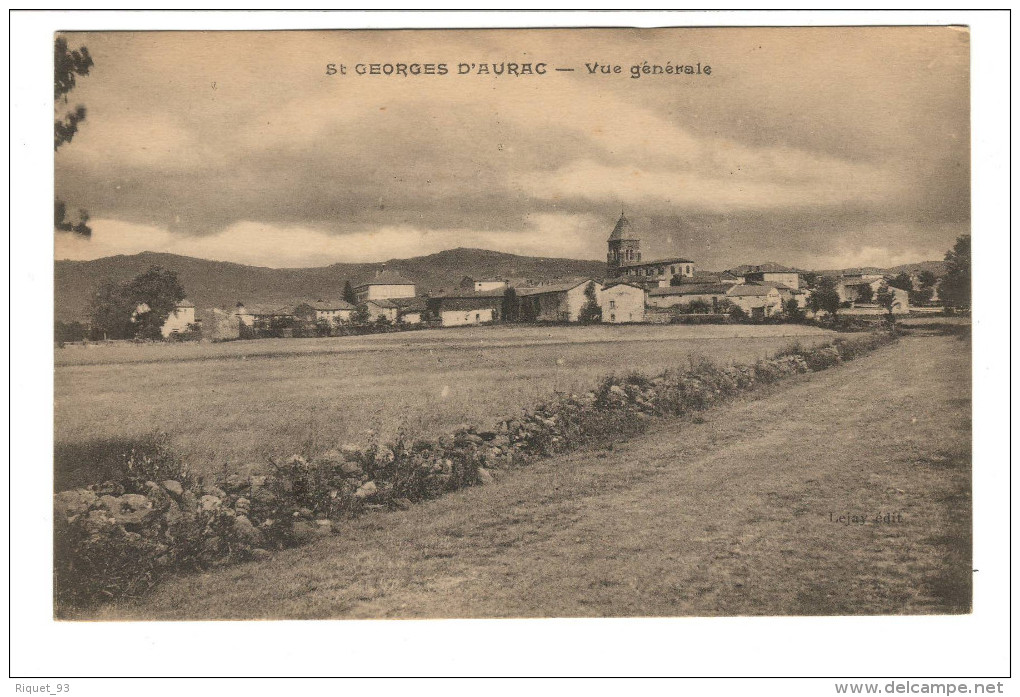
[620,256,695,269]
[429,288,506,300]
[432,296,501,311]
[364,298,399,309]
[516,279,598,297]
[648,283,731,297]
[727,284,780,297]
[302,299,356,311]
[236,305,294,316]
[602,280,646,291]
[736,263,798,275]
[607,213,636,241]
[354,269,416,288]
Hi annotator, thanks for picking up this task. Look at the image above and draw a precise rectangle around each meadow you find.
[91,333,972,619]
[55,323,836,481]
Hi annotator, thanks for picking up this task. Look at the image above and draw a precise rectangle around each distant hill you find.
[54,248,608,322]
[811,260,947,278]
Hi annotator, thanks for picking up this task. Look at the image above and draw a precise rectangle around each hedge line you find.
[54,329,898,612]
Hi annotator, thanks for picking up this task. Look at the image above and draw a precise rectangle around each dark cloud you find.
[55,27,970,268]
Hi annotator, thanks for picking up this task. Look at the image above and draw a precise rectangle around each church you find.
[606,212,695,287]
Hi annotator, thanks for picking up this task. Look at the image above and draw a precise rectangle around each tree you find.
[352,303,372,326]
[916,270,937,289]
[577,282,602,324]
[783,297,804,321]
[90,266,185,340]
[55,36,95,238]
[856,283,874,304]
[888,272,914,292]
[501,286,520,323]
[874,283,897,319]
[939,235,971,310]
[800,272,818,290]
[342,281,357,305]
[808,276,841,316]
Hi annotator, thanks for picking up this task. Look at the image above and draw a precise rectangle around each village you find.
[149,213,925,342]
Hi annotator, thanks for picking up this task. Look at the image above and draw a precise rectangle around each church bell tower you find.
[607,211,641,275]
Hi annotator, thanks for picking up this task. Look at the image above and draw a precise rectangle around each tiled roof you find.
[304,299,356,311]
[355,269,416,288]
[236,305,294,316]
[726,284,779,297]
[516,279,597,296]
[620,256,695,268]
[648,283,731,296]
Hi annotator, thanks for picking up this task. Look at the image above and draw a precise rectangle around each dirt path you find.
[94,335,971,620]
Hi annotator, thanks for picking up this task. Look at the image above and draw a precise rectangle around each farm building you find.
[235,304,297,338]
[133,300,198,338]
[459,276,508,293]
[426,290,504,326]
[600,282,646,323]
[364,298,400,323]
[294,299,355,325]
[739,263,802,290]
[387,296,428,325]
[517,280,603,323]
[353,267,416,303]
[726,283,784,319]
[646,283,732,310]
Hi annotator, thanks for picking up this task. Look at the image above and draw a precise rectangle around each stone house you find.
[517,279,604,323]
[646,283,732,310]
[726,283,784,319]
[353,267,416,303]
[600,281,646,323]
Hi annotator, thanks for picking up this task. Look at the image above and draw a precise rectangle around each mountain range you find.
[54,249,946,323]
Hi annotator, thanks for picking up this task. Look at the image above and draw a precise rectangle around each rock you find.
[221,473,248,493]
[161,480,184,497]
[250,548,272,561]
[201,536,222,556]
[374,446,395,465]
[339,443,362,459]
[198,495,222,512]
[295,507,315,520]
[314,449,345,466]
[391,498,412,511]
[98,494,156,526]
[54,489,97,519]
[476,468,495,485]
[234,497,251,516]
[81,509,117,534]
[232,515,262,545]
[314,519,333,533]
[248,475,268,489]
[457,433,484,446]
[340,460,363,477]
[354,481,378,499]
[203,485,227,499]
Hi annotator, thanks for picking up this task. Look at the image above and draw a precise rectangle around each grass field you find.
[88,333,971,619]
[55,323,835,480]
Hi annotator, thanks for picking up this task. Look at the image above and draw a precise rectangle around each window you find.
[475,313,480,322]
[609,300,616,309]
[610,314,616,322]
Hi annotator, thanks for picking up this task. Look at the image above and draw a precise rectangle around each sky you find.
[54,27,970,270]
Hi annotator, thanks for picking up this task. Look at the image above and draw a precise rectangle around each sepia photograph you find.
[9,10,1010,685]
[49,25,975,623]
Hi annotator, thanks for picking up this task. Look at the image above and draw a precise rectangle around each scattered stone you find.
[198,495,222,512]
[98,493,156,526]
[354,481,378,499]
[476,468,495,485]
[340,460,363,477]
[232,515,262,545]
[250,548,272,562]
[391,498,412,511]
[53,489,97,519]
[161,480,184,497]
